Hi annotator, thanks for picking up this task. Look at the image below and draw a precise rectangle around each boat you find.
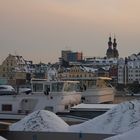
[61,76,115,104]
[18,87,32,94]
[81,77,115,104]
[0,79,81,120]
[0,85,16,95]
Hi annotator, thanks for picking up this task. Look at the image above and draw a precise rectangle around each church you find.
[106,36,119,58]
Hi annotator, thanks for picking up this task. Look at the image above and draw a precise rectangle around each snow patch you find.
[104,125,140,140]
[69,100,140,134]
[9,110,69,132]
[0,136,7,140]
[9,100,140,137]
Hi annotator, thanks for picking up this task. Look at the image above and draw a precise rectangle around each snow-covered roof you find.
[80,66,97,72]
[101,66,110,71]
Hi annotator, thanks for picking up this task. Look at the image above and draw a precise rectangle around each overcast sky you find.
[0,0,140,63]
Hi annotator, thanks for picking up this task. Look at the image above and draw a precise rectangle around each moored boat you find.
[81,77,115,104]
[0,79,81,120]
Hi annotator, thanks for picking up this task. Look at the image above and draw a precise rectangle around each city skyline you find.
[0,0,140,63]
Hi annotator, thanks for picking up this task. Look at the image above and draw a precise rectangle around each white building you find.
[118,54,140,84]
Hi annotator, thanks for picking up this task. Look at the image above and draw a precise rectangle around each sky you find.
[0,0,140,63]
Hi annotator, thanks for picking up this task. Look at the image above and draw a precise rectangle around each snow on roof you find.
[79,66,97,73]
[9,110,69,132]
[101,66,110,71]
[69,100,140,134]
[82,66,97,72]
[105,125,140,140]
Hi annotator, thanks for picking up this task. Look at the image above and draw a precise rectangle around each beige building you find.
[58,66,98,87]
[0,54,28,85]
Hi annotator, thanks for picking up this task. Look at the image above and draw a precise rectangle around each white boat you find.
[81,77,115,104]
[0,85,16,95]
[0,79,81,120]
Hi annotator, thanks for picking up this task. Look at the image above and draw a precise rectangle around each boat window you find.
[52,82,64,92]
[32,83,43,92]
[0,87,7,90]
[44,85,50,91]
[2,104,12,111]
[44,106,53,112]
[105,81,112,87]
[88,80,96,88]
[64,82,76,92]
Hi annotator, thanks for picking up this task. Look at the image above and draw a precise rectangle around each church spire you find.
[108,36,112,48]
[113,36,119,58]
[113,37,117,49]
[106,36,113,58]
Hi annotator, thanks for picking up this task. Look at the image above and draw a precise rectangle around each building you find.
[61,50,72,62]
[0,54,32,86]
[106,36,119,58]
[60,50,83,63]
[58,65,98,80]
[84,57,118,66]
[118,54,140,85]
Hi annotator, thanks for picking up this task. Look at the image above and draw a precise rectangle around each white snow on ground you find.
[0,136,7,140]
[69,99,140,134]
[9,99,140,140]
[104,125,140,140]
[9,110,69,132]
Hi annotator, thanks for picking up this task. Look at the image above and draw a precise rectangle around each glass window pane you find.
[33,83,43,92]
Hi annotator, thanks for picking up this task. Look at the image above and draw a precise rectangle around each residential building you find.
[118,54,140,85]
[0,54,32,85]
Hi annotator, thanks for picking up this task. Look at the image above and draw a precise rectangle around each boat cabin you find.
[31,79,80,94]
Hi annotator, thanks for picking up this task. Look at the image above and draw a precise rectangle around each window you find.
[0,87,7,90]
[64,82,77,92]
[65,105,69,110]
[33,83,43,92]
[52,82,64,92]
[2,104,12,111]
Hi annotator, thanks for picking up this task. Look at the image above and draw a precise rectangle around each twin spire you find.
[106,35,119,58]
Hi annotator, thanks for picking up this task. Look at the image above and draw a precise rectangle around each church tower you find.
[106,36,113,58]
[113,37,119,58]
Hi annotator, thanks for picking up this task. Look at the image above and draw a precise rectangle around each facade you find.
[0,54,32,85]
[61,50,83,63]
[58,65,97,80]
[84,57,118,66]
[33,63,48,79]
[61,50,71,62]
[118,54,140,85]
